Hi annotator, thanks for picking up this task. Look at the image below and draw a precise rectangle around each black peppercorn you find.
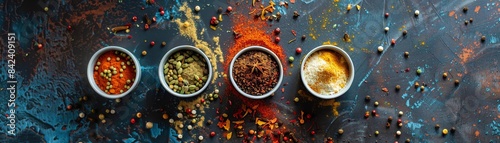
[469,18,473,23]
[293,11,300,18]
[435,124,440,129]
[217,7,223,14]
[481,36,486,42]
[451,127,456,133]
[301,35,306,40]
[465,20,468,25]
[463,7,468,13]
[388,116,393,122]
[396,85,401,91]
[403,30,408,36]
[365,95,371,102]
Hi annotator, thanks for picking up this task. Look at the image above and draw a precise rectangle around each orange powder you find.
[93,51,136,94]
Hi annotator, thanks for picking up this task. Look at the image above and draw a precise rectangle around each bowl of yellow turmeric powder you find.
[300,45,354,99]
[87,46,141,99]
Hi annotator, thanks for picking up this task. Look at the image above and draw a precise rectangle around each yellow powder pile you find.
[174,2,224,83]
[303,50,349,95]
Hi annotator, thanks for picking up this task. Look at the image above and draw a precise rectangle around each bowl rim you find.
[229,46,284,99]
[87,46,142,99]
[300,45,355,99]
[158,45,213,98]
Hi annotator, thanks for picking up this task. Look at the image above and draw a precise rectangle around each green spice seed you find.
[416,68,422,75]
[288,56,295,62]
[213,94,219,99]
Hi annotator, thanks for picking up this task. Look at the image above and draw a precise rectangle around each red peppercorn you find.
[38,43,43,49]
[200,99,205,103]
[130,118,136,124]
[311,130,316,135]
[128,35,132,39]
[66,105,72,110]
[159,7,164,12]
[391,39,396,45]
[274,27,281,35]
[210,131,216,137]
[283,136,289,141]
[160,10,165,16]
[306,114,311,119]
[397,118,402,124]
[132,16,138,22]
[210,17,219,26]
[275,37,281,43]
[67,25,72,30]
[296,47,302,54]
[152,17,156,22]
[150,41,155,46]
[148,0,155,4]
[186,108,192,114]
[372,110,377,115]
[144,24,149,30]
[227,6,233,12]
[141,7,145,10]
[385,13,389,18]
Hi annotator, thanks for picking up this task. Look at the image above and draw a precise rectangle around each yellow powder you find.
[174,2,223,83]
[319,99,341,116]
[303,50,349,95]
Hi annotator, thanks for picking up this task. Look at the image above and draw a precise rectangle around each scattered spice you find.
[142,50,147,56]
[463,7,468,13]
[136,112,142,118]
[303,50,350,95]
[404,51,409,58]
[391,39,396,45]
[442,129,449,135]
[465,20,469,25]
[455,79,460,85]
[435,124,440,129]
[275,37,281,43]
[93,50,136,94]
[481,36,486,42]
[210,131,216,137]
[146,122,153,129]
[385,13,389,18]
[416,68,422,75]
[232,51,279,95]
[365,95,371,101]
[301,35,306,40]
[288,56,294,62]
[293,11,299,18]
[338,129,344,135]
[396,85,401,91]
[377,46,384,52]
[296,47,302,54]
[38,43,43,49]
[375,131,379,135]
[398,111,404,116]
[414,10,420,16]
[195,5,200,12]
[403,30,408,36]
[414,82,420,88]
[382,87,389,92]
[161,41,166,47]
[469,18,473,23]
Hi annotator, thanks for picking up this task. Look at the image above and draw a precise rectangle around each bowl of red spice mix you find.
[87,46,141,99]
[229,46,284,99]
[158,45,213,98]
[300,45,354,99]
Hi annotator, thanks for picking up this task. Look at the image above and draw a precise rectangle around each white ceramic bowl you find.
[300,45,355,99]
[229,46,284,99]
[87,46,142,99]
[158,45,213,98]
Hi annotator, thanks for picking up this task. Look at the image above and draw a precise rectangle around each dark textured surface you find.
[1,0,500,142]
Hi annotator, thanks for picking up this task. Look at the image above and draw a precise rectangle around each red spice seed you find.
[296,47,302,54]
[186,108,192,114]
[159,7,164,12]
[306,114,311,119]
[227,6,233,12]
[385,13,389,18]
[150,41,155,46]
[144,24,149,30]
[67,25,72,30]
[391,39,396,45]
[38,43,43,49]
[200,99,205,103]
[210,131,216,137]
[283,136,289,141]
[128,35,132,39]
[132,16,138,22]
[141,7,145,10]
[130,118,136,124]
[66,105,72,110]
[372,110,377,115]
[152,17,156,22]
[311,130,316,135]
[274,27,281,35]
[160,10,165,16]
[397,118,402,124]
[275,37,281,43]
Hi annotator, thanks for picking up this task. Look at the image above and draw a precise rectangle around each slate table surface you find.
[1,0,500,142]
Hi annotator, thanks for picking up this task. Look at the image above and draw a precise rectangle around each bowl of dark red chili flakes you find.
[229,46,283,99]
[87,46,141,99]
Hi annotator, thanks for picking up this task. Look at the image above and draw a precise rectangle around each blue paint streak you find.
[150,123,163,138]
[487,88,491,92]
[358,68,373,87]
[490,37,498,44]
[169,128,180,143]
[407,122,423,130]
[402,93,408,99]
[123,138,136,143]
[497,104,500,112]
[406,99,410,107]
[301,0,316,4]
[491,121,500,135]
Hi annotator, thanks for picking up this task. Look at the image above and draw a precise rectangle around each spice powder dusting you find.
[303,50,349,95]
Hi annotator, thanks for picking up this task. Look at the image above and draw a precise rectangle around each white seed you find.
[191,110,197,115]
[187,125,193,130]
[177,113,183,118]
[107,57,111,61]
[414,10,420,16]
[194,6,201,12]
[101,119,106,123]
[384,27,389,32]
[146,122,153,129]
[115,98,121,103]
[116,57,120,61]
[177,106,183,111]
[177,134,183,139]
[377,46,384,52]
[169,119,174,124]
[396,130,401,136]
[214,89,219,94]
[399,111,404,116]
[79,112,85,118]
[178,124,184,129]
[110,109,116,114]
[198,135,204,140]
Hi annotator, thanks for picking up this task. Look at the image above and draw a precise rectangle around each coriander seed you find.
[443,72,448,78]
[377,46,384,52]
[146,122,153,129]
[338,129,344,135]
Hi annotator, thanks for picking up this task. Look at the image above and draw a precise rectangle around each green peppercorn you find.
[416,68,422,75]
[288,56,295,62]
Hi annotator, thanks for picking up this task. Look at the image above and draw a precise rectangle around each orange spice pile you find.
[93,51,136,94]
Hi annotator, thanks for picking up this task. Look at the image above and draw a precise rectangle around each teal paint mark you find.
[487,88,491,92]
[124,138,136,143]
[301,0,315,4]
[497,104,500,112]
[490,121,500,135]
[402,93,408,99]
[491,37,498,44]
[407,122,423,130]
[150,123,163,138]
[406,99,410,107]
[412,100,424,109]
